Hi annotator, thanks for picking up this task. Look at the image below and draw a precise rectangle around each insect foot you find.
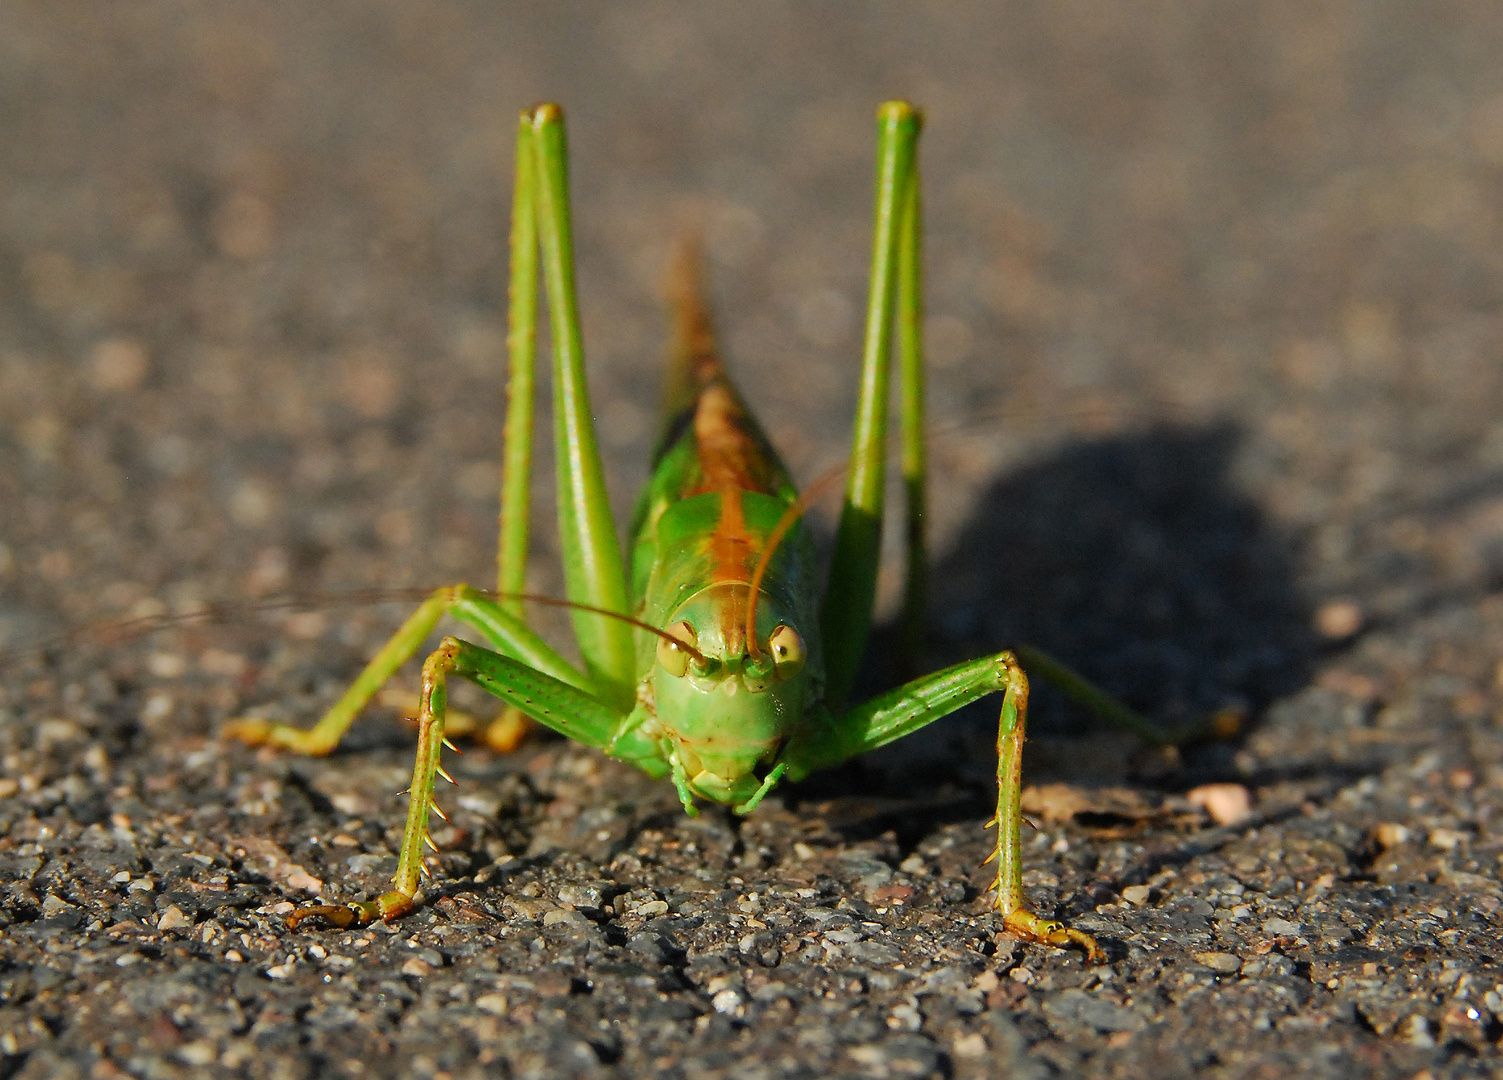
[222,716,342,756]
[1002,908,1106,964]
[286,891,418,930]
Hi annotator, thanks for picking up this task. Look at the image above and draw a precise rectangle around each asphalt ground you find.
[4,3,1503,1077]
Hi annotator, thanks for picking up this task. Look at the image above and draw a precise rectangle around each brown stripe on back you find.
[706,488,752,653]
[658,236,791,500]
[691,382,781,497]
[662,236,723,421]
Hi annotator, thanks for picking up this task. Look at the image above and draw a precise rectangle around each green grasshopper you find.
[228,101,1131,961]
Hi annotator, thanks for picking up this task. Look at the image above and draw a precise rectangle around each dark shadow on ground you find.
[789,421,1317,814]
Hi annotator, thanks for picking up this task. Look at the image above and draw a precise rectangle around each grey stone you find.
[1043,988,1148,1034]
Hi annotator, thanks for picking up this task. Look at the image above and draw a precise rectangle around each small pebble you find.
[176,1042,218,1067]
[1193,951,1243,974]
[557,884,604,910]
[1428,828,1467,851]
[90,338,150,392]
[475,993,508,1016]
[1314,599,1363,639]
[1188,783,1252,826]
[711,989,744,1014]
[952,1032,988,1058]
[157,905,193,932]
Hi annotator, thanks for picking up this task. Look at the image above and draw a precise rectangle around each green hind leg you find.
[784,651,1104,962]
[821,102,921,711]
[231,106,640,757]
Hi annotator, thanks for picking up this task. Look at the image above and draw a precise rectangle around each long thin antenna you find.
[4,586,711,669]
[744,461,850,660]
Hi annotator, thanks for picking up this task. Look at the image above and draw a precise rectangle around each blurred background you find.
[4,1,1503,755]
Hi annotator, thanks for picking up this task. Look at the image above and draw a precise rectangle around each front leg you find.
[783,651,1103,962]
[987,654,1105,962]
[289,636,630,929]
[287,638,462,928]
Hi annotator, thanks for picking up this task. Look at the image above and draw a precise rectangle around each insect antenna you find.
[1,585,714,672]
[0,587,443,669]
[0,395,1196,674]
[473,590,713,667]
[923,393,1202,442]
[744,460,851,660]
[742,421,909,661]
[739,392,1206,660]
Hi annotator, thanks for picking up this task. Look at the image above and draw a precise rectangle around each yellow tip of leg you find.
[222,717,338,756]
[285,904,358,930]
[221,717,272,744]
[286,890,419,930]
[1002,908,1106,964]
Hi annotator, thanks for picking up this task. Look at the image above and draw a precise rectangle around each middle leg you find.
[225,584,595,755]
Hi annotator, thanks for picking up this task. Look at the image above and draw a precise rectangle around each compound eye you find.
[768,624,805,680]
[657,621,698,678]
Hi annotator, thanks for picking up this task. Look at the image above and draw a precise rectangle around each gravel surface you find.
[5,3,1503,1077]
